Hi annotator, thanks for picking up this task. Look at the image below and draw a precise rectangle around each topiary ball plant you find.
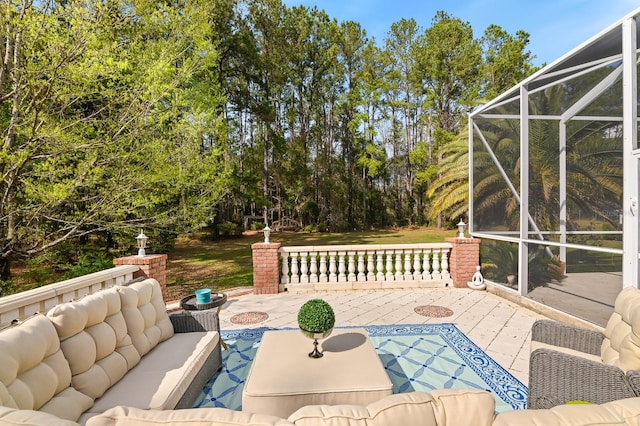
[297,299,335,358]
[298,299,335,333]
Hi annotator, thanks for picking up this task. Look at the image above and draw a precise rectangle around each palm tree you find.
[431,82,623,234]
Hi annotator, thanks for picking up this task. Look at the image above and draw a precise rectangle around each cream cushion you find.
[86,405,293,426]
[601,287,640,372]
[0,406,79,426]
[47,287,140,401]
[0,314,93,421]
[243,329,392,418]
[289,390,495,426]
[116,279,173,357]
[493,396,640,425]
[83,330,219,416]
[429,389,496,426]
[289,391,439,426]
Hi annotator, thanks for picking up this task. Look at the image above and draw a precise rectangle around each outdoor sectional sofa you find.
[3,388,640,425]
[2,278,640,425]
[0,278,222,425]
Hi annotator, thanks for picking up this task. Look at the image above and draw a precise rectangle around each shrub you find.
[297,299,335,332]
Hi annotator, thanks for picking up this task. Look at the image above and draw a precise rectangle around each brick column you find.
[446,237,481,288]
[113,254,168,299]
[252,242,281,295]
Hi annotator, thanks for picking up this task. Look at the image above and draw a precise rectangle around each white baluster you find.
[440,249,450,279]
[385,250,394,281]
[290,251,300,283]
[319,252,328,282]
[365,251,374,281]
[422,249,432,280]
[329,252,337,282]
[403,249,413,280]
[413,249,422,280]
[281,251,290,284]
[376,250,385,281]
[347,251,357,281]
[394,250,403,281]
[355,251,365,281]
[299,252,309,283]
[431,250,441,279]
[338,252,347,282]
[308,252,318,283]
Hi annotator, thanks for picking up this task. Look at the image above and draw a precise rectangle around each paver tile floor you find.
[216,287,552,385]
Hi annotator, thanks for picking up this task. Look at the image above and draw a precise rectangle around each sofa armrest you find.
[528,348,636,408]
[531,319,603,355]
[169,309,221,333]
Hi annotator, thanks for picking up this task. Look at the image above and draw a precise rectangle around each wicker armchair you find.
[527,286,640,409]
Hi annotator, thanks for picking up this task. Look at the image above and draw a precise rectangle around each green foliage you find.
[481,25,537,99]
[250,222,266,231]
[0,280,15,297]
[208,221,240,239]
[481,241,564,290]
[0,0,539,280]
[0,0,229,278]
[297,299,336,332]
[62,254,115,280]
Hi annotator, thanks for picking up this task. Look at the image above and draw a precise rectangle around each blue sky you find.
[281,0,639,66]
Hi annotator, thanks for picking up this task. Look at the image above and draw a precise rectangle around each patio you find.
[213,287,552,385]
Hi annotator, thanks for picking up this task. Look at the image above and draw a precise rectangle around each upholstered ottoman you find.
[242,328,393,418]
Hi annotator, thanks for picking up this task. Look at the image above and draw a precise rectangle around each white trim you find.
[622,16,638,288]
[519,85,529,297]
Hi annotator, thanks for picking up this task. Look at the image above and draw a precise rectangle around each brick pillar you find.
[113,254,168,300]
[446,237,481,288]
[252,242,281,295]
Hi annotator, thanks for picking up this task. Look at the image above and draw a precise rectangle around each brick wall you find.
[252,242,281,294]
[113,254,168,299]
[446,237,481,288]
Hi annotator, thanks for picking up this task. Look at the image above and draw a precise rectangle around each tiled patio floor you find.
[216,287,551,385]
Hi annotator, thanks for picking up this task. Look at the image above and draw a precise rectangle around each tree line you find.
[0,0,535,280]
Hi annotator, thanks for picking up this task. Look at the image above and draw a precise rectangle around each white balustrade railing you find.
[279,243,453,291]
[0,265,140,328]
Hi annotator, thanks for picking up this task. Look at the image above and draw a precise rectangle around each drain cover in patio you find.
[414,305,453,317]
[230,311,269,325]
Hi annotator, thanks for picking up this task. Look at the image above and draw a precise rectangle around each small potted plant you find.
[297,299,335,358]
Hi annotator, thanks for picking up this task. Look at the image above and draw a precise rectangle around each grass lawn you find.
[164,227,454,302]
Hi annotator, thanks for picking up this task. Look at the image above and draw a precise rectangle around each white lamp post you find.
[263,224,271,243]
[136,230,148,257]
[456,220,466,238]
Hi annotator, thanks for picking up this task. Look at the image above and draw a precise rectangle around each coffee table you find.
[242,328,393,417]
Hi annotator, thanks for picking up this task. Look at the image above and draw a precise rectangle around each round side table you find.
[180,292,228,350]
[180,292,227,312]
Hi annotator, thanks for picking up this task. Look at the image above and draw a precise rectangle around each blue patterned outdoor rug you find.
[194,324,527,413]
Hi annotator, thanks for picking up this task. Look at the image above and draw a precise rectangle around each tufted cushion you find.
[289,391,439,426]
[0,405,80,426]
[493,396,640,425]
[289,390,495,426]
[429,389,496,426]
[0,314,92,421]
[86,405,293,426]
[84,330,219,413]
[47,287,140,401]
[601,287,640,372]
[117,279,173,357]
